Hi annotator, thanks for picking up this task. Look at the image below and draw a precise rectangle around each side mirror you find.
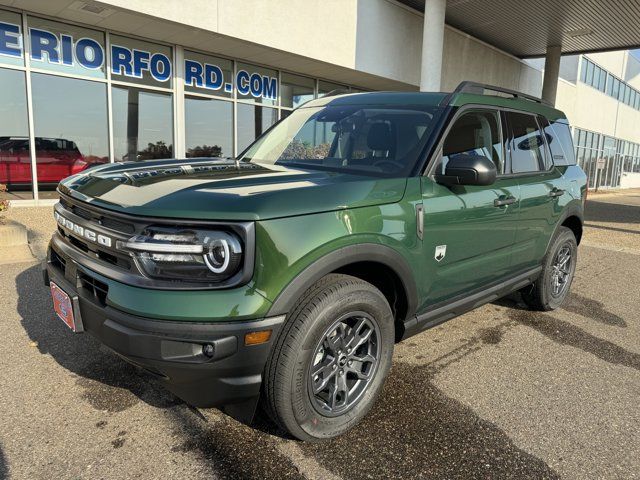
[434,154,497,186]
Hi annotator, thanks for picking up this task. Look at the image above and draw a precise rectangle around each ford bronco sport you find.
[45,82,587,441]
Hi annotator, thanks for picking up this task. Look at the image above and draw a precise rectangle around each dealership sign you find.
[0,20,277,99]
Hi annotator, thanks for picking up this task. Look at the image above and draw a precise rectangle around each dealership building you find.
[1,0,640,204]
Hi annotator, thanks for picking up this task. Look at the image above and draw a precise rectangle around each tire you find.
[521,226,578,311]
[262,274,394,441]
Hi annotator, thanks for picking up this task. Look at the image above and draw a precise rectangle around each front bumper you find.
[44,243,285,421]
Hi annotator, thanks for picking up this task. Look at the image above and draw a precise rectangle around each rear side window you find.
[507,112,548,173]
[543,119,577,166]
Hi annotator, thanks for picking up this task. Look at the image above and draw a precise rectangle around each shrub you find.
[0,184,9,212]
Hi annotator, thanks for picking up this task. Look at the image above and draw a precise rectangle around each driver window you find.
[438,110,504,174]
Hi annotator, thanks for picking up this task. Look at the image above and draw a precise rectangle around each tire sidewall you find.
[285,284,394,441]
[540,228,578,309]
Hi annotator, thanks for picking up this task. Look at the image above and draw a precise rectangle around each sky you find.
[631,49,640,60]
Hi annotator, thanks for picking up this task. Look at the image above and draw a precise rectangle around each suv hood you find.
[59,158,408,221]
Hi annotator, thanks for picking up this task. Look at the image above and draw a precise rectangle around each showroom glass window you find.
[183,51,234,157]
[112,86,173,162]
[110,35,172,89]
[110,36,174,162]
[184,51,233,99]
[236,62,277,106]
[185,97,233,158]
[318,80,348,97]
[281,72,315,109]
[0,68,31,199]
[31,73,109,198]
[27,16,106,79]
[0,9,24,68]
[237,103,278,153]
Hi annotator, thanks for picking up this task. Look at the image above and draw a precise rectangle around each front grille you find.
[60,196,135,235]
[68,235,89,253]
[100,216,135,234]
[78,271,109,307]
[50,248,66,274]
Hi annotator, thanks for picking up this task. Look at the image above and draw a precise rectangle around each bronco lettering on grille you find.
[54,211,113,248]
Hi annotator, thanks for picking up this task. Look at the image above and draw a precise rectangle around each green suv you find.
[45,82,586,441]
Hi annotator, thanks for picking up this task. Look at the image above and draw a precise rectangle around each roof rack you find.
[446,81,549,105]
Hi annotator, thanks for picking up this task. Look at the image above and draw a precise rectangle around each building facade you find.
[528,50,640,190]
[0,0,638,204]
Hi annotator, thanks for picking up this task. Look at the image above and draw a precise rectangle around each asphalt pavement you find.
[0,191,638,480]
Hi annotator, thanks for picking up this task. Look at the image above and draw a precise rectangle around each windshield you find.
[239,104,440,176]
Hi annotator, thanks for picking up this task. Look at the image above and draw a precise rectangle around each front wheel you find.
[262,274,394,441]
[521,226,578,311]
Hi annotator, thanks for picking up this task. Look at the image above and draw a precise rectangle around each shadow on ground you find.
[498,296,640,373]
[15,263,561,479]
[0,444,8,480]
[585,199,640,225]
[163,335,560,480]
[299,359,559,480]
[16,264,181,413]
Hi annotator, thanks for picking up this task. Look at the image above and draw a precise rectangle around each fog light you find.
[245,330,272,346]
[202,343,215,358]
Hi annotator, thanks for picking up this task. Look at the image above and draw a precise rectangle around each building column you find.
[541,45,562,105]
[420,0,446,92]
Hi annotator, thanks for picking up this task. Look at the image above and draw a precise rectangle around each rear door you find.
[419,107,520,309]
[505,111,565,272]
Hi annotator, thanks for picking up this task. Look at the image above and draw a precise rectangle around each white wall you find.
[354,0,542,94]
[97,0,360,69]
[98,0,542,94]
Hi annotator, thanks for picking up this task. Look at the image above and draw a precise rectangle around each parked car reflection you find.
[0,136,108,189]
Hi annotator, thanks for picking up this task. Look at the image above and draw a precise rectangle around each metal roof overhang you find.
[398,0,640,58]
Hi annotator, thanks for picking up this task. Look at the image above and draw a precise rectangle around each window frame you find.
[424,104,507,179]
[502,109,556,177]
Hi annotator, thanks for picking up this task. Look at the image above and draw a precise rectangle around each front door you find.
[419,108,520,311]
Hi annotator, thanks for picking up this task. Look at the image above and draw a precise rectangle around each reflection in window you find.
[112,86,173,162]
[543,120,576,166]
[237,104,278,153]
[31,73,108,198]
[185,96,233,158]
[318,80,348,97]
[281,73,314,108]
[508,112,546,173]
[240,105,437,176]
[0,68,31,199]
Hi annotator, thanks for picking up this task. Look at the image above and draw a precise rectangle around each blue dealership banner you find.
[0,20,278,99]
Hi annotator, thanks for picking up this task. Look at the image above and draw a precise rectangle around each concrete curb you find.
[0,219,28,246]
[0,218,36,264]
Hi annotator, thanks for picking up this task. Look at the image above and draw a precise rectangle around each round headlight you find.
[203,233,242,274]
[204,238,230,273]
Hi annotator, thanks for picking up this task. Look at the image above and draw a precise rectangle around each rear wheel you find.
[521,226,577,311]
[263,274,394,441]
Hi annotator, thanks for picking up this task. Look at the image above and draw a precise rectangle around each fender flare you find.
[546,203,584,252]
[267,243,418,319]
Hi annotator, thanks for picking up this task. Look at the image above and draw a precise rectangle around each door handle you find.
[548,188,565,198]
[494,196,516,207]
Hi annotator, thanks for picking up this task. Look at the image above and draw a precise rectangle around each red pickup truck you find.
[0,137,106,188]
